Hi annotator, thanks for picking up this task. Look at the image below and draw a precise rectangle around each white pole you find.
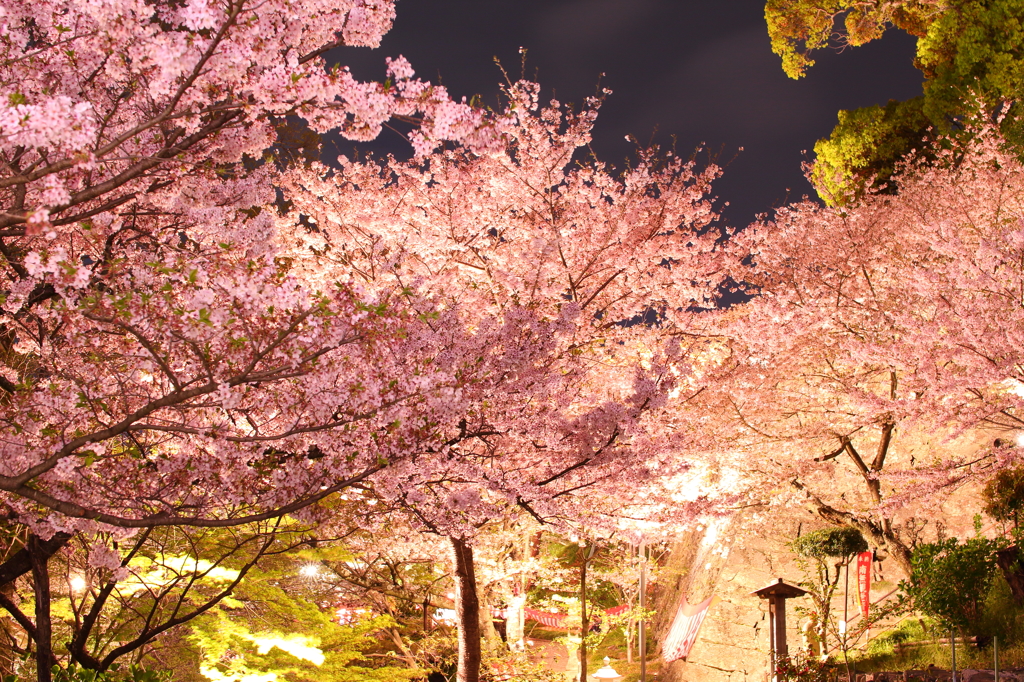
[843,559,849,643]
[995,635,999,682]
[951,629,957,682]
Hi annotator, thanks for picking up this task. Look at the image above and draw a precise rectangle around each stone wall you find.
[655,513,810,682]
[651,510,929,681]
[650,478,991,682]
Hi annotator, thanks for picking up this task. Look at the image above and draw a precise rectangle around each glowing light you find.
[251,635,325,665]
[434,608,457,625]
[299,563,320,578]
[69,576,87,593]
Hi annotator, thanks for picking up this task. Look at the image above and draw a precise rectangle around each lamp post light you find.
[591,657,623,681]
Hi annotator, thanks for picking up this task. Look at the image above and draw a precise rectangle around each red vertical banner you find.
[856,551,872,619]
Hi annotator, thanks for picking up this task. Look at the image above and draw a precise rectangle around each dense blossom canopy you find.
[0,0,506,536]
[0,0,736,543]
[282,83,735,537]
[690,123,1024,572]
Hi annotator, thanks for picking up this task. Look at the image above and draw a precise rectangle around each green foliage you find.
[792,526,868,560]
[854,578,1024,671]
[3,663,171,682]
[899,527,1004,635]
[767,0,1024,203]
[977,571,1024,642]
[915,0,1024,147]
[482,651,564,682]
[790,527,869,655]
[765,0,937,79]
[984,467,1024,531]
[863,617,931,658]
[774,652,832,682]
[811,98,934,205]
[535,539,627,610]
[407,630,458,679]
[604,605,655,648]
[187,559,416,682]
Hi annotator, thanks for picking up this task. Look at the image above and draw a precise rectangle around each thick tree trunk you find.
[451,536,481,682]
[996,545,1024,606]
[792,479,913,575]
[29,536,54,682]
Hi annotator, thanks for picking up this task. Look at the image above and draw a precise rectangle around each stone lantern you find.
[752,578,807,682]
[591,656,623,681]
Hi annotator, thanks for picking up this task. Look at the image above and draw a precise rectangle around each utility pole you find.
[639,541,647,682]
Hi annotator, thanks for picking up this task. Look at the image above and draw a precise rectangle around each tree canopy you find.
[4,0,1024,679]
[767,0,1024,203]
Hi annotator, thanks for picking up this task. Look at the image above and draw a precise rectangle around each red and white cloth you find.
[524,607,568,629]
[662,595,718,663]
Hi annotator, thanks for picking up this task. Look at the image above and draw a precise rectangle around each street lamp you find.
[591,657,623,681]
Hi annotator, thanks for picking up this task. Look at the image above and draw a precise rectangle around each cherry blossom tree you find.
[2,3,740,679]
[0,0,500,234]
[281,83,738,680]
[284,82,731,527]
[0,65,735,682]
[0,0,513,532]
[0,1,512,678]
[700,123,1024,575]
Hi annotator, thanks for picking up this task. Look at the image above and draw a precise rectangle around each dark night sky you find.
[331,0,924,227]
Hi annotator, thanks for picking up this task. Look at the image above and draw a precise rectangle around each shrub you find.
[900,529,1003,637]
[792,527,868,560]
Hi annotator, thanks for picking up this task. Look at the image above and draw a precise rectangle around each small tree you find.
[983,468,1024,605]
[899,527,1002,638]
[791,526,868,654]
[984,468,1024,533]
